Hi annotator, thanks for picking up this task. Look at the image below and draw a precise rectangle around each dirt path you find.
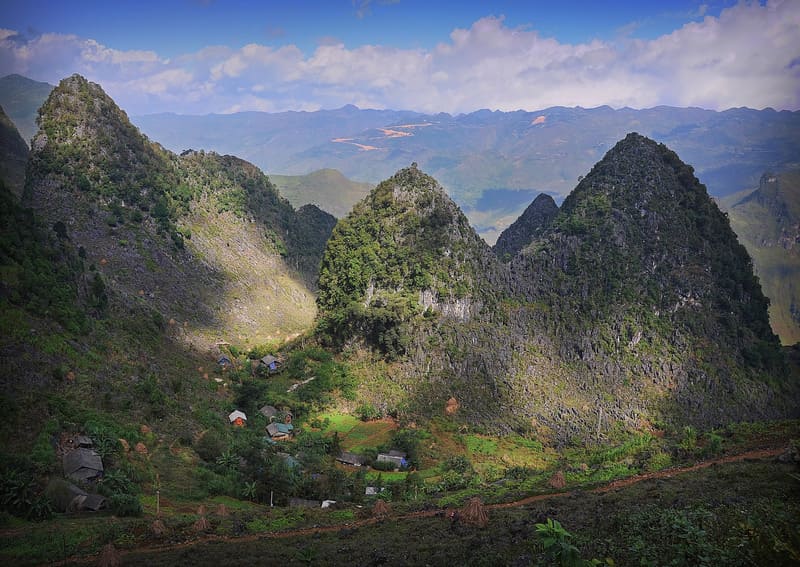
[55,444,789,564]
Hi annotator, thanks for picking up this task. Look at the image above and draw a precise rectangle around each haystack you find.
[372,499,390,519]
[460,497,488,528]
[216,503,229,517]
[98,543,121,567]
[193,505,211,532]
[193,514,211,532]
[445,397,459,415]
[548,470,566,489]
[150,518,167,538]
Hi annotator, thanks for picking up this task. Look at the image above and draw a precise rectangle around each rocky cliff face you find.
[23,75,332,349]
[318,134,797,440]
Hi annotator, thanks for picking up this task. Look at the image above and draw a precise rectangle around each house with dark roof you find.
[47,479,107,512]
[336,451,365,467]
[260,355,281,373]
[75,435,93,448]
[62,448,103,482]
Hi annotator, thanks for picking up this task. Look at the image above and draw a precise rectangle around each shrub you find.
[356,403,381,421]
[109,493,142,517]
[371,460,398,472]
[195,429,227,462]
[646,451,672,472]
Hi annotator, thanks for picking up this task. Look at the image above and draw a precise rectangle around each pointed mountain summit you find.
[317,164,499,357]
[506,132,789,433]
[24,74,332,348]
[493,193,558,259]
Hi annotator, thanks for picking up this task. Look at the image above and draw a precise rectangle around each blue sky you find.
[1,1,798,114]
[2,0,732,55]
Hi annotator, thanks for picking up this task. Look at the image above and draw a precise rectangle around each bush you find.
[356,403,381,421]
[195,429,227,463]
[98,469,138,497]
[109,493,142,516]
[371,460,398,472]
[646,451,672,472]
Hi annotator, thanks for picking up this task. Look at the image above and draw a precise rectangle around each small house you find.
[267,422,293,440]
[218,355,232,369]
[63,448,104,482]
[376,450,407,469]
[336,451,365,467]
[260,355,281,373]
[228,410,247,427]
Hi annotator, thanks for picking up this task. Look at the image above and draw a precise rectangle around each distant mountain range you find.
[3,73,799,242]
[0,74,53,146]
[132,104,800,243]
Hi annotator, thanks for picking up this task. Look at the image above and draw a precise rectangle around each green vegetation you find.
[3,78,798,567]
[316,166,490,356]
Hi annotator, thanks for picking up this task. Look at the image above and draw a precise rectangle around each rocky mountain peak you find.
[493,193,558,259]
[316,164,497,356]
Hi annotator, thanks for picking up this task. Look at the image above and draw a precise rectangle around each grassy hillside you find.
[270,168,374,219]
[722,171,800,345]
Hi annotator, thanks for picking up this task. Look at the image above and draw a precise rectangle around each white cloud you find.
[0,1,797,115]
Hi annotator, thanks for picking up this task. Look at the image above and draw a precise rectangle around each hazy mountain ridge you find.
[270,168,374,219]
[0,74,54,146]
[130,104,800,239]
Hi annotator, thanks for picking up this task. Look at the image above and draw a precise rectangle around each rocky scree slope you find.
[23,74,333,349]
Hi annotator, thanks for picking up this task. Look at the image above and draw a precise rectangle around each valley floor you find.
[14,439,796,567]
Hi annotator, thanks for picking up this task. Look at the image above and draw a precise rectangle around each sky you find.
[1,0,799,116]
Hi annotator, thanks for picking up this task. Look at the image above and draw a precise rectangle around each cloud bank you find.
[1,1,798,115]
